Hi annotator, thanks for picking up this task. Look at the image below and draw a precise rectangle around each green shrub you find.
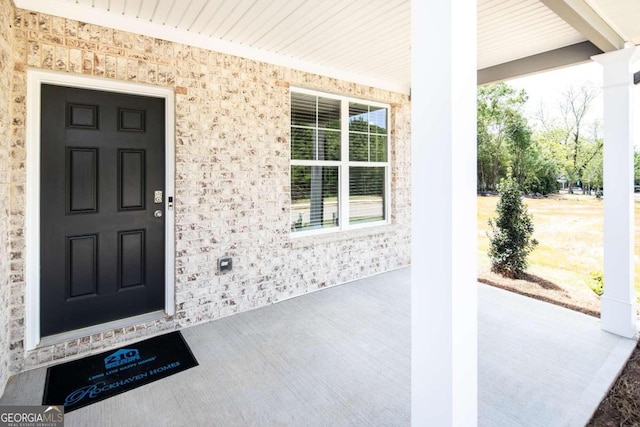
[589,271,604,296]
[487,177,538,278]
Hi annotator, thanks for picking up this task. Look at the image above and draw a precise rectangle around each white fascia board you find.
[15,0,409,94]
[540,0,625,52]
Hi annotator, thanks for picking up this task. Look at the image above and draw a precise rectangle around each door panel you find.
[118,149,146,210]
[119,229,146,289]
[40,85,166,336]
[67,234,98,298]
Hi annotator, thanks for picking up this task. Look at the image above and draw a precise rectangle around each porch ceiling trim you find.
[539,0,625,52]
[14,0,637,96]
[478,41,603,85]
[14,0,409,94]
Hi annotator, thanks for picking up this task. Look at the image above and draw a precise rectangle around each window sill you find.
[289,221,397,247]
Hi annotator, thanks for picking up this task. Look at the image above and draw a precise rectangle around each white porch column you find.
[593,47,639,338]
[411,0,477,425]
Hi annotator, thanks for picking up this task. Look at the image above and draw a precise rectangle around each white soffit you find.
[14,0,637,90]
[14,0,411,94]
[478,0,587,69]
[586,0,640,45]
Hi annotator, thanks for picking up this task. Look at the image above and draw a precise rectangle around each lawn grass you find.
[477,193,640,298]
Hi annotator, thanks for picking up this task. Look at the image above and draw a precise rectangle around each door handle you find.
[154,210,163,218]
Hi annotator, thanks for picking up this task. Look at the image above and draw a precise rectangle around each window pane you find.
[370,135,387,162]
[369,107,387,133]
[318,97,340,129]
[291,127,314,160]
[349,132,368,161]
[292,128,340,161]
[349,103,369,132]
[349,103,388,162]
[349,167,385,224]
[291,166,339,232]
[291,93,316,127]
[292,94,341,161]
[318,129,341,161]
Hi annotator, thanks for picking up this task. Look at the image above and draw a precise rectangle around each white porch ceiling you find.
[478,0,586,70]
[13,0,640,92]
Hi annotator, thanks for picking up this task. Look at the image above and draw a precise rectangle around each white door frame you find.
[25,70,176,351]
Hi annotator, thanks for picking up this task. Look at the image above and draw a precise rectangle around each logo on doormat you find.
[104,349,140,370]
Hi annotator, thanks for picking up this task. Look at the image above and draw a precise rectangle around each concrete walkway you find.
[0,267,636,426]
[479,284,637,426]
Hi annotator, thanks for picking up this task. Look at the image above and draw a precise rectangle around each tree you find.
[477,83,529,191]
[534,84,602,193]
[477,83,559,194]
[581,141,603,193]
[635,151,640,186]
[521,146,559,195]
[487,176,538,278]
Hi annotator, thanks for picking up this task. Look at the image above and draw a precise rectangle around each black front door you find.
[40,85,166,336]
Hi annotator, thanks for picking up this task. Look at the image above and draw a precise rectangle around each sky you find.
[506,61,603,126]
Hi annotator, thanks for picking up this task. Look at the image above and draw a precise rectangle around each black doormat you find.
[43,331,198,413]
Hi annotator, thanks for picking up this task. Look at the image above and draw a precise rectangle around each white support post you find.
[411,0,478,425]
[593,47,639,338]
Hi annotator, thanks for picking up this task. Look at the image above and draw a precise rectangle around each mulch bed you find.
[588,342,640,426]
[478,266,601,317]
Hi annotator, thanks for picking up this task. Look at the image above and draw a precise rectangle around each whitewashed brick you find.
[3,7,411,376]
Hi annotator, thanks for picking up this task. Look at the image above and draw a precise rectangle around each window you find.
[290,89,390,235]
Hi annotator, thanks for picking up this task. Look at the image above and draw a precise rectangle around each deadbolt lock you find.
[154,191,163,204]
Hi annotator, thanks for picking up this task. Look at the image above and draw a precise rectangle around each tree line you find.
[476,82,633,195]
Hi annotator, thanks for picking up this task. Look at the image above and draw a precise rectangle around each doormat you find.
[42,331,198,413]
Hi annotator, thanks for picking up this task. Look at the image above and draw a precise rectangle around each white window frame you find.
[290,87,391,238]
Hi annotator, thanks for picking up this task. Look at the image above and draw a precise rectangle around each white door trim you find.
[25,70,176,351]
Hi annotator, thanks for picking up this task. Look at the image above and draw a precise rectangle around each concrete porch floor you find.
[0,267,636,426]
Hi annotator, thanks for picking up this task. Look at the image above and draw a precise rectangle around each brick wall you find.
[0,0,14,391]
[8,8,411,373]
